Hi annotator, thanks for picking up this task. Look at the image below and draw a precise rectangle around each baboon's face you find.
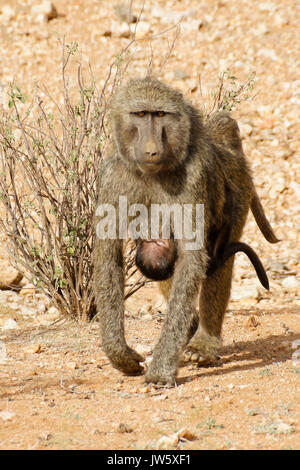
[127,110,176,174]
[111,78,191,174]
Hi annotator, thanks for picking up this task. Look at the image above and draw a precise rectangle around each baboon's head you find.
[135,238,178,281]
[111,77,192,174]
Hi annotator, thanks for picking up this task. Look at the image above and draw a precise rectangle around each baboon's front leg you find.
[94,238,144,374]
[184,258,234,363]
[145,251,206,385]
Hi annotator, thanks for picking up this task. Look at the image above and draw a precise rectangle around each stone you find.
[231,284,259,301]
[0,5,15,22]
[0,264,23,290]
[114,3,136,23]
[133,21,151,39]
[282,276,300,289]
[111,20,130,38]
[31,1,58,24]
[2,318,18,330]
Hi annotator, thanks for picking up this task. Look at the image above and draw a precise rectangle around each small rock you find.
[0,410,16,421]
[258,2,277,12]
[117,423,133,433]
[180,19,204,33]
[153,394,168,401]
[114,3,136,23]
[277,341,291,352]
[252,23,269,36]
[133,21,151,39]
[239,122,253,137]
[31,1,58,24]
[231,284,259,301]
[292,350,300,366]
[19,284,36,296]
[2,318,18,330]
[245,315,260,329]
[282,276,300,290]
[257,49,279,61]
[47,306,60,316]
[274,14,289,26]
[157,434,178,449]
[0,264,23,290]
[291,340,300,351]
[157,427,197,449]
[111,20,130,38]
[176,428,197,441]
[136,344,152,356]
[135,385,151,394]
[0,5,15,22]
[66,361,78,370]
[25,344,42,354]
[275,421,294,434]
[0,340,8,364]
[173,69,189,80]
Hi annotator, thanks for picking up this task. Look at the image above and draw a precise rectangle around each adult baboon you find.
[94,77,279,385]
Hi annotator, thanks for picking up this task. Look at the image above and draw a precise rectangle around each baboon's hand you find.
[107,345,144,375]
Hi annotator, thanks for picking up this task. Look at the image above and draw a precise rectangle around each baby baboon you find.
[94,77,279,385]
[135,238,178,281]
[136,236,269,289]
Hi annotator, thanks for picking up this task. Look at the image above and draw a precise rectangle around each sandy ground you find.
[0,0,299,450]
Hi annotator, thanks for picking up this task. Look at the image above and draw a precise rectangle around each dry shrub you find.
[0,37,144,321]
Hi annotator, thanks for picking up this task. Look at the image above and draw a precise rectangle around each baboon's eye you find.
[136,111,147,117]
[156,111,166,117]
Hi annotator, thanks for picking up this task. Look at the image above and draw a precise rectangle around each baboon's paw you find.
[181,349,220,367]
[144,370,175,387]
[182,331,221,366]
[144,362,176,386]
[109,347,144,375]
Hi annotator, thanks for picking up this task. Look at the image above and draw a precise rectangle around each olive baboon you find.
[94,77,279,385]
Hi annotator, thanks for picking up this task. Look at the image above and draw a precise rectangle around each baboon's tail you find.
[207,242,269,290]
[251,189,280,244]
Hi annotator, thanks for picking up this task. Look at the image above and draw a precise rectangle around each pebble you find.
[292,350,300,366]
[281,276,300,290]
[2,318,18,330]
[239,122,253,137]
[110,20,130,38]
[114,3,136,24]
[25,344,42,354]
[133,21,151,39]
[0,5,15,22]
[136,344,152,356]
[0,265,23,290]
[0,410,16,421]
[231,284,259,301]
[31,1,58,24]
[117,423,133,433]
[245,315,260,329]
[0,340,8,364]
[291,340,300,351]
[19,284,36,296]
[257,49,279,61]
[65,361,78,370]
[157,427,196,449]
[258,2,277,12]
[180,20,204,33]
